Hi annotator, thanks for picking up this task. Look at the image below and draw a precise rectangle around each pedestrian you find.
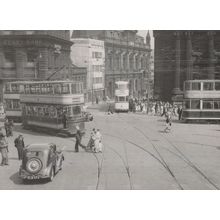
[177,106,183,120]
[62,111,67,129]
[94,129,103,153]
[0,132,9,166]
[74,126,85,152]
[4,118,10,137]
[164,110,172,133]
[14,134,25,160]
[8,119,14,136]
[87,128,96,150]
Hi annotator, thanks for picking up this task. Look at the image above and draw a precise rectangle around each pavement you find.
[1,102,220,190]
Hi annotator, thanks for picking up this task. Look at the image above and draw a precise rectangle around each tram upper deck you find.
[184,80,220,99]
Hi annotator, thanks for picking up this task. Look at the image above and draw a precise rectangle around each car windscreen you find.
[25,151,44,157]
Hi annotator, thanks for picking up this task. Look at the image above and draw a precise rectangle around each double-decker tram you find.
[114,81,129,112]
[20,81,86,136]
[3,81,24,122]
[182,80,220,122]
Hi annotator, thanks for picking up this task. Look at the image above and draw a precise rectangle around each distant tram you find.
[3,81,24,122]
[114,81,129,112]
[20,80,86,136]
[182,80,220,122]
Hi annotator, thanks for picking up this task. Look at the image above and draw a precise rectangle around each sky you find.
[138,30,154,49]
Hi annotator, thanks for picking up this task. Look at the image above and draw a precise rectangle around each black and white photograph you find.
[1,1,220,220]
[0,29,220,190]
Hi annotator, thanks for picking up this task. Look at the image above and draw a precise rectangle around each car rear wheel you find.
[49,168,54,182]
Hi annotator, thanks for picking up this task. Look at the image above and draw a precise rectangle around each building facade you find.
[72,30,151,99]
[70,38,105,102]
[0,30,73,100]
[153,30,220,102]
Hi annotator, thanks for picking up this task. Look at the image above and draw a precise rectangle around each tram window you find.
[184,101,190,109]
[35,84,41,94]
[30,85,36,94]
[48,106,56,118]
[184,82,191,90]
[215,82,220,90]
[191,100,200,109]
[11,84,19,93]
[24,85,30,94]
[72,106,81,115]
[203,82,214,90]
[54,84,62,94]
[13,100,20,109]
[192,82,201,90]
[41,84,47,94]
[126,96,129,102]
[20,85,24,93]
[5,84,11,93]
[214,101,220,109]
[71,84,77,94]
[203,100,213,109]
[5,100,12,109]
[61,84,70,94]
[38,107,44,117]
[118,96,126,102]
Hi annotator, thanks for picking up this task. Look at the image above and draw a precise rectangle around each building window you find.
[184,82,191,91]
[4,48,15,63]
[92,65,102,72]
[27,48,38,62]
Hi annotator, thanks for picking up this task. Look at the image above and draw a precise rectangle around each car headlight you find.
[26,158,42,174]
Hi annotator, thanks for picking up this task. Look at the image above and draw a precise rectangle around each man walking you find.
[14,135,25,160]
[0,132,9,166]
[74,126,85,152]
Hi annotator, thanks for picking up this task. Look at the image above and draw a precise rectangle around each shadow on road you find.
[13,124,50,137]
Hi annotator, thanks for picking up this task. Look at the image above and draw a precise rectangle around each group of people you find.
[129,98,183,119]
[0,116,25,166]
[74,126,103,153]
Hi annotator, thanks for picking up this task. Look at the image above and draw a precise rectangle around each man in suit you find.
[14,134,25,160]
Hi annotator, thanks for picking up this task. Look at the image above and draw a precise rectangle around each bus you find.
[182,79,220,122]
[20,80,86,136]
[114,81,129,112]
[3,81,24,122]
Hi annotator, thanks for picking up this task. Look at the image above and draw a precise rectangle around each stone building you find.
[0,30,73,100]
[153,30,220,102]
[72,30,151,99]
[70,38,105,102]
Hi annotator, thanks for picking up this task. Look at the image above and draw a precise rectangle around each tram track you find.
[115,114,184,189]
[121,114,220,190]
[91,151,104,190]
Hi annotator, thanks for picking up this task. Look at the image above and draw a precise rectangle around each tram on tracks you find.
[3,81,24,122]
[20,80,86,136]
[114,81,129,112]
[182,79,220,122]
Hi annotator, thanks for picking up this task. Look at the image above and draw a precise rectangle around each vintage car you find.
[19,143,64,182]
